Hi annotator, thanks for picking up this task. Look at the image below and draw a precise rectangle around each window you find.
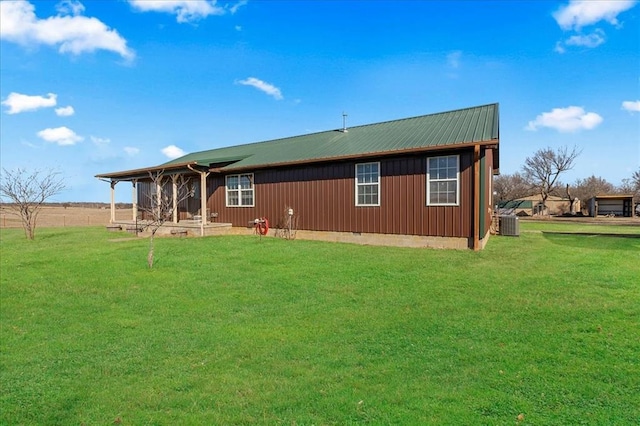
[226,174,254,207]
[427,155,459,206]
[355,162,380,206]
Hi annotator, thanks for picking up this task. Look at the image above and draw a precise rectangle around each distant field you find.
[0,206,131,228]
[1,222,638,424]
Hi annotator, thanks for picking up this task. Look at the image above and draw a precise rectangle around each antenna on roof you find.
[342,112,348,133]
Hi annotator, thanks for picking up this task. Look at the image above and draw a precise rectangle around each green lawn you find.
[1,223,639,424]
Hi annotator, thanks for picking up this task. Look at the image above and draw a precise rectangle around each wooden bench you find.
[125,226,143,234]
[106,224,122,232]
[171,229,188,237]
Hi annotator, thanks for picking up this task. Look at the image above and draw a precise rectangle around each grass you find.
[1,223,639,424]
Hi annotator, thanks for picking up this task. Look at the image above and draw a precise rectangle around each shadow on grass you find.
[542,231,640,250]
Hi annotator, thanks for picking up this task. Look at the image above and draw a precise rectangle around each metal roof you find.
[97,103,499,179]
[498,200,533,209]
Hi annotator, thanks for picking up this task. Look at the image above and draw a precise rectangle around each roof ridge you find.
[183,103,499,156]
[353,102,499,130]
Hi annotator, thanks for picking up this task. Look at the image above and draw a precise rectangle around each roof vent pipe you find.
[342,112,348,133]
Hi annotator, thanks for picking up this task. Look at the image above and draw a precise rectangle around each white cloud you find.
[161,145,185,159]
[554,41,566,54]
[237,77,283,100]
[37,126,84,146]
[2,92,57,114]
[56,0,85,16]
[128,0,224,23]
[552,0,636,53]
[622,100,640,112]
[525,106,603,133]
[553,0,637,30]
[90,135,110,145]
[447,50,462,69]
[55,105,75,116]
[124,146,140,156]
[0,0,134,60]
[228,0,248,15]
[564,29,605,48]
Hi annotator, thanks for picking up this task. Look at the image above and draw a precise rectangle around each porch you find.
[108,219,235,237]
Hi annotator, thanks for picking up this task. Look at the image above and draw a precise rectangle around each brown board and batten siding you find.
[206,150,474,239]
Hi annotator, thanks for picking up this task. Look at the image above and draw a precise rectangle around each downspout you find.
[187,165,211,237]
[473,144,480,251]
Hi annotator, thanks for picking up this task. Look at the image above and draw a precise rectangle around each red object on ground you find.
[256,217,269,235]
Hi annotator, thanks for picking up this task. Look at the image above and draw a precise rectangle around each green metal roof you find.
[498,200,533,209]
[97,103,499,179]
[164,103,499,171]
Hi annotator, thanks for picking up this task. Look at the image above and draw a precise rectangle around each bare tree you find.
[619,168,640,198]
[633,169,640,190]
[565,184,579,215]
[138,170,195,268]
[0,168,66,240]
[570,175,615,207]
[522,146,581,215]
[493,172,531,204]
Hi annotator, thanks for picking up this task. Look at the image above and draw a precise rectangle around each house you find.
[96,103,500,250]
[498,194,579,216]
[587,194,635,217]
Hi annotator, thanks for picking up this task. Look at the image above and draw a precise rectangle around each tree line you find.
[494,146,640,214]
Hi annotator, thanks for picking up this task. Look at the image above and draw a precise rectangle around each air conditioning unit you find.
[500,215,520,236]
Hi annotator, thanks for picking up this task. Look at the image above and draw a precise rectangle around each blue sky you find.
[1,0,638,202]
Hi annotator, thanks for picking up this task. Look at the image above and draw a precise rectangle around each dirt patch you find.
[0,206,132,228]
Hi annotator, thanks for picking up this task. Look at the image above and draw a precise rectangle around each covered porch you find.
[96,161,222,237]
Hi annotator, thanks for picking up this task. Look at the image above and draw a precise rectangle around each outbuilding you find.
[587,194,635,217]
[96,103,500,250]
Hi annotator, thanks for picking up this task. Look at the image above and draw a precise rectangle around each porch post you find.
[132,180,138,221]
[110,181,116,223]
[199,171,209,236]
[172,175,178,224]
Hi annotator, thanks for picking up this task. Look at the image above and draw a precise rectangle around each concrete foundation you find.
[109,220,478,249]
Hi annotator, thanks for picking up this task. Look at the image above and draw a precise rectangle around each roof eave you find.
[95,161,207,181]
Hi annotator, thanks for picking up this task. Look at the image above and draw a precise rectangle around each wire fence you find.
[0,207,132,229]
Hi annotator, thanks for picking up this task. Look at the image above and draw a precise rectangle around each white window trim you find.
[355,162,381,207]
[225,173,255,207]
[426,155,460,206]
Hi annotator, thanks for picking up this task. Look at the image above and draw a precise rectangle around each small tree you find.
[522,146,581,215]
[0,168,66,240]
[138,170,195,268]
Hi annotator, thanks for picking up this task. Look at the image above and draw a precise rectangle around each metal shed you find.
[587,194,635,217]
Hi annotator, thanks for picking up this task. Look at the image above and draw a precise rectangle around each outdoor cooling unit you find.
[500,215,520,236]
